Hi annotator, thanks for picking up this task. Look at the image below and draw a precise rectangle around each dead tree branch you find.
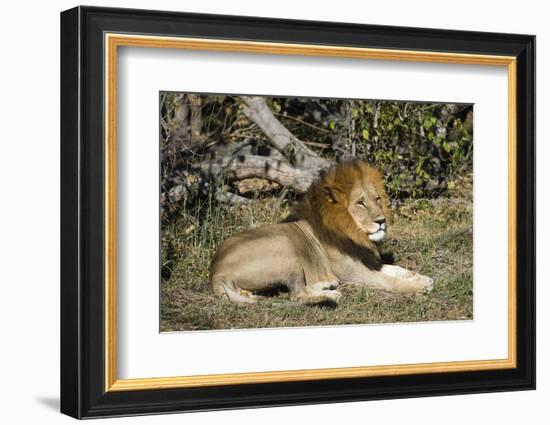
[196,155,320,193]
[240,96,330,170]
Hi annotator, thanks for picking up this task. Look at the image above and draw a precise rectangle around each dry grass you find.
[160,181,473,332]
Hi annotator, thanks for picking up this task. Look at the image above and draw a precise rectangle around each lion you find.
[209,160,433,305]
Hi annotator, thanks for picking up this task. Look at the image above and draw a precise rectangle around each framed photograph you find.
[60,6,535,419]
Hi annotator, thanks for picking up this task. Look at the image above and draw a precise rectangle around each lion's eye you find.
[357,201,366,208]
[376,197,382,206]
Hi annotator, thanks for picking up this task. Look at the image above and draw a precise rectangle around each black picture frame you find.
[60,5,535,419]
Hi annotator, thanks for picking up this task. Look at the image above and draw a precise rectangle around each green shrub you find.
[273,97,473,198]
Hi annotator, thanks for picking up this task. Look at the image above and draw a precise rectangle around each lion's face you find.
[348,181,388,242]
[300,160,393,249]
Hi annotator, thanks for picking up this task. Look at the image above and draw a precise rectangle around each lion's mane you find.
[290,160,393,268]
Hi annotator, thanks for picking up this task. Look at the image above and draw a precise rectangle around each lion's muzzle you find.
[367,221,387,242]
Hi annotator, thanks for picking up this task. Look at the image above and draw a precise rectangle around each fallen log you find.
[196,154,322,193]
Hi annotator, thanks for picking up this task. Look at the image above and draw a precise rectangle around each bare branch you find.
[188,94,204,145]
[240,96,330,170]
[214,191,252,205]
[197,155,320,193]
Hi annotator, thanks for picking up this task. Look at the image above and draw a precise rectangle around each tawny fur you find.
[209,160,433,305]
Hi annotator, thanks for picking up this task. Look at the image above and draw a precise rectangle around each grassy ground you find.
[160,177,473,331]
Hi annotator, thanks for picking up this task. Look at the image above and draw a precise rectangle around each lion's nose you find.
[374,218,386,226]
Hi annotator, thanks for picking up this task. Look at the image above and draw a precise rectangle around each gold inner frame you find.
[104,33,518,392]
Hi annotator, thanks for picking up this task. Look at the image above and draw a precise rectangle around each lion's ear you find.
[323,185,345,204]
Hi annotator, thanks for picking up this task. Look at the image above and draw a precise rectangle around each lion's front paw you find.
[417,274,434,293]
[405,273,434,293]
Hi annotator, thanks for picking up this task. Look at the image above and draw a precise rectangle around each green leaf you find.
[423,119,433,129]
[272,101,281,113]
[329,121,336,130]
[361,129,369,140]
